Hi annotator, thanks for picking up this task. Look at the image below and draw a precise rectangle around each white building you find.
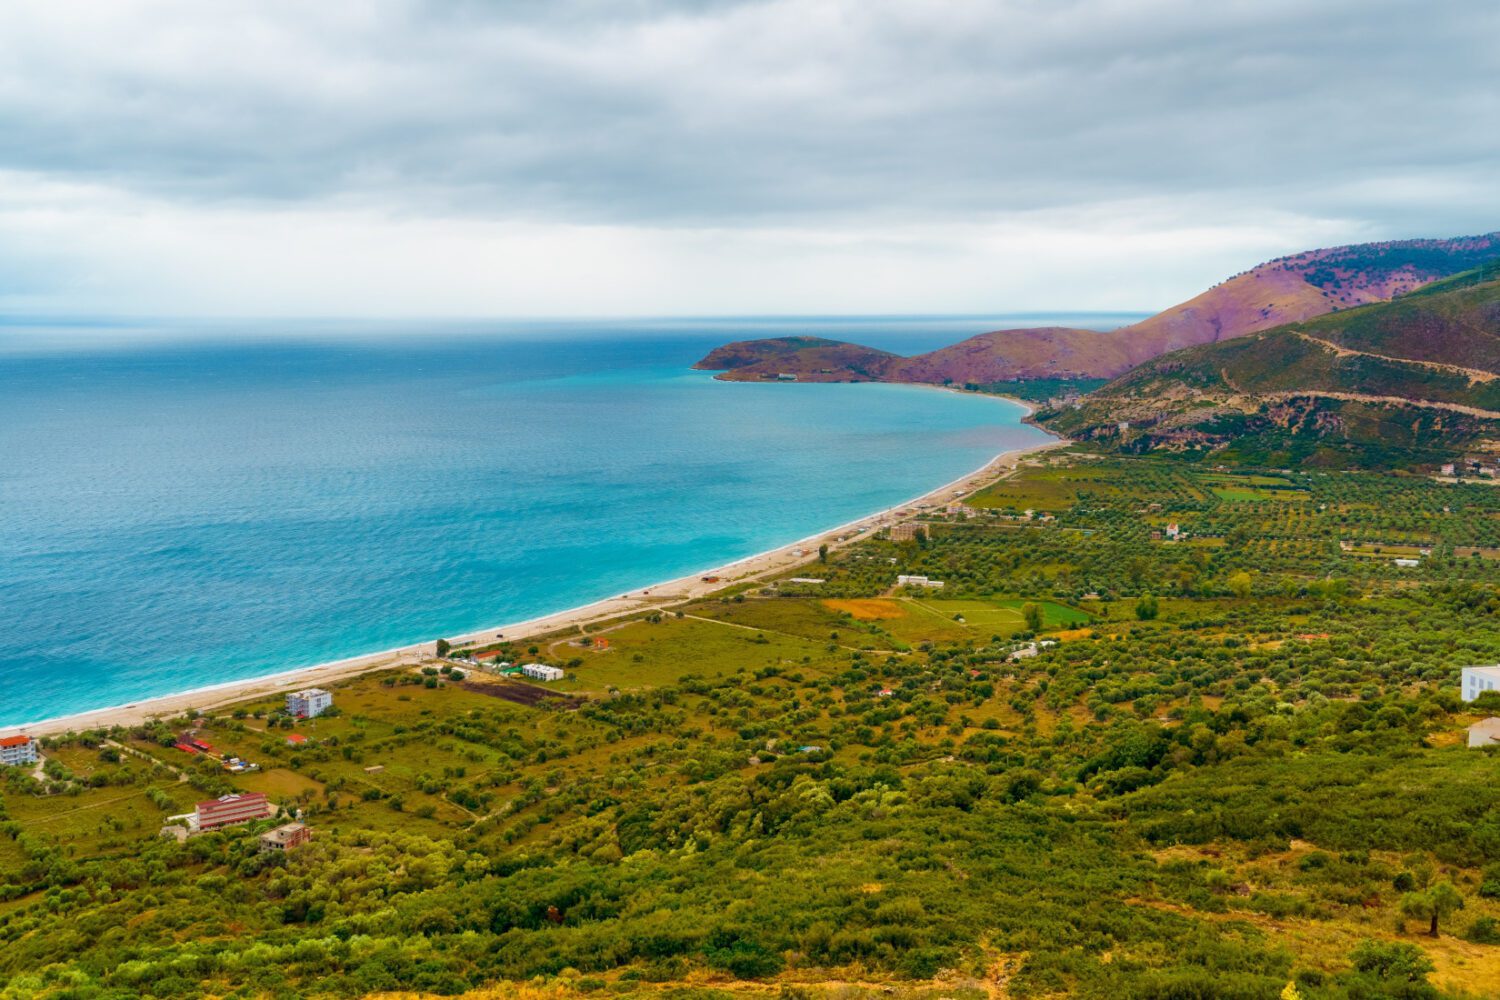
[1461,665,1500,702]
[286,688,333,718]
[1467,717,1500,749]
[896,574,944,589]
[521,663,566,682]
[1393,558,1420,567]
[0,735,38,767]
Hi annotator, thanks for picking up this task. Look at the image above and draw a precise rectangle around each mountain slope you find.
[884,327,1134,383]
[1112,233,1500,363]
[1041,270,1500,466]
[694,232,1500,387]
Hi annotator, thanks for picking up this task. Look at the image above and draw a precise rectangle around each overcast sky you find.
[1,0,1496,318]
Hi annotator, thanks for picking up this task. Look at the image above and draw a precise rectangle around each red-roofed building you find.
[195,793,272,831]
[285,733,308,747]
[0,735,38,767]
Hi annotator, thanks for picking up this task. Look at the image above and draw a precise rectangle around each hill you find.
[1041,269,1500,467]
[884,326,1134,383]
[1112,233,1500,363]
[694,232,1500,387]
[692,336,900,382]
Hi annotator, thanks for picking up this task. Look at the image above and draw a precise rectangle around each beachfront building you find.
[1461,665,1500,702]
[286,688,333,718]
[0,735,39,767]
[259,822,312,853]
[522,664,566,682]
[195,792,273,831]
[888,523,924,542]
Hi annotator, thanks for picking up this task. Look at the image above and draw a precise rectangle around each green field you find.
[912,597,1090,632]
[4,453,1500,1000]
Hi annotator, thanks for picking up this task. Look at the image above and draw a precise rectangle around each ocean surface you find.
[0,314,1142,726]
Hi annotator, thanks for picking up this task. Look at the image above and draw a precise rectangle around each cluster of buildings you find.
[1440,460,1500,478]
[0,735,39,767]
[286,688,333,718]
[161,792,312,854]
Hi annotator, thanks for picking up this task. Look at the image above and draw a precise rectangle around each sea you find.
[0,314,1143,726]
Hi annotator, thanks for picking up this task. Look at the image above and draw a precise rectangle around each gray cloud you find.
[0,0,1495,316]
[0,0,1493,229]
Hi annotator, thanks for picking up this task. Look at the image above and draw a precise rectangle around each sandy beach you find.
[3,412,1068,739]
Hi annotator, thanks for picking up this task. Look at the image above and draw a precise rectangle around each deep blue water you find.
[0,315,1138,726]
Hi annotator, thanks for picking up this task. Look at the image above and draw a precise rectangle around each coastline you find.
[3,397,1067,738]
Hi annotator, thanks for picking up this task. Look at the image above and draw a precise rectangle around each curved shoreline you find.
[3,397,1066,737]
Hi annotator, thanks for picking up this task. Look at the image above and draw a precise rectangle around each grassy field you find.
[821,596,1089,641]
[4,453,1500,999]
[552,613,839,693]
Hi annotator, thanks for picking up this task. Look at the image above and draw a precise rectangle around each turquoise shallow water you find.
[0,316,1133,726]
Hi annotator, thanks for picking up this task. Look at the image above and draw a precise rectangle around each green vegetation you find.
[1043,271,1500,468]
[964,376,1111,402]
[2,453,1499,999]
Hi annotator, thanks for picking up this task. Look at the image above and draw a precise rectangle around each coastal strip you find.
[2,411,1068,738]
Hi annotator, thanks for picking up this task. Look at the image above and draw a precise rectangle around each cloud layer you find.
[1,0,1496,316]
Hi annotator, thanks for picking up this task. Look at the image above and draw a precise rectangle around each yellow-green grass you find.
[907,598,1090,635]
[1213,487,1311,501]
[1342,542,1428,558]
[1200,473,1296,488]
[689,597,895,647]
[966,465,1207,511]
[861,600,972,644]
[551,614,835,693]
[5,782,183,847]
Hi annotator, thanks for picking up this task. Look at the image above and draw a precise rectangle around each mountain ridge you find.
[693,232,1500,387]
[1039,268,1500,466]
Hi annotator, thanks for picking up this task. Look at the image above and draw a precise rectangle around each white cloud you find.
[0,0,1495,317]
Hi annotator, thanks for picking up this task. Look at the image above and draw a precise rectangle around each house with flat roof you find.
[0,735,38,767]
[259,822,311,853]
[522,663,566,682]
[1467,717,1500,749]
[286,688,332,718]
[1461,665,1500,702]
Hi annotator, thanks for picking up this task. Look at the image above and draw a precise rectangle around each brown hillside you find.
[1114,234,1500,362]
[888,327,1134,382]
[693,232,1500,389]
